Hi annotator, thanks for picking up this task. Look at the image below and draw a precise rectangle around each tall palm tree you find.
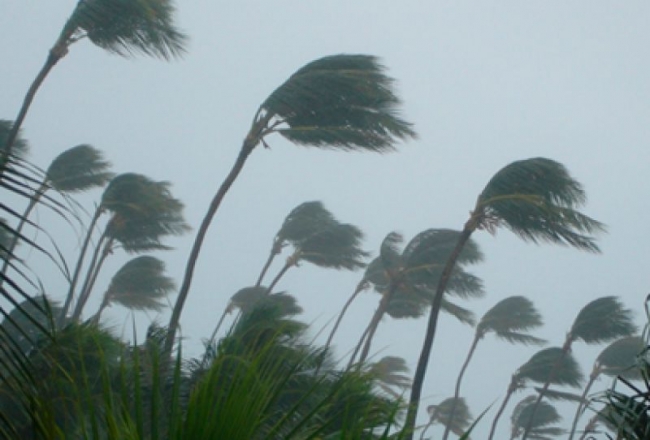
[405,158,605,440]
[255,201,336,286]
[0,144,113,283]
[2,0,187,159]
[567,335,644,440]
[419,397,472,440]
[442,296,546,440]
[522,296,635,439]
[60,173,189,323]
[357,229,483,365]
[91,255,175,323]
[165,54,417,355]
[510,395,563,439]
[488,347,584,440]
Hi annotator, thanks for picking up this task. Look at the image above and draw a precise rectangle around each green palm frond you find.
[511,395,562,440]
[516,347,584,389]
[402,228,483,270]
[230,286,302,317]
[477,158,605,252]
[570,296,636,344]
[440,298,476,326]
[368,356,411,397]
[104,256,175,312]
[46,144,113,193]
[297,221,368,270]
[428,397,473,436]
[533,387,586,404]
[0,218,11,260]
[379,231,404,271]
[260,54,416,152]
[62,0,187,60]
[276,201,336,244]
[0,120,29,160]
[477,296,545,344]
[596,336,644,379]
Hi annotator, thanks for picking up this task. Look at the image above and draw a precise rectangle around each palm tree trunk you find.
[404,219,477,440]
[347,322,371,370]
[488,379,516,440]
[2,41,68,158]
[358,284,395,364]
[255,239,282,286]
[71,234,112,321]
[164,119,268,355]
[323,280,367,353]
[91,294,111,324]
[265,257,295,295]
[568,371,597,440]
[521,338,572,440]
[206,307,230,347]
[442,333,481,440]
[0,182,47,283]
[58,205,103,326]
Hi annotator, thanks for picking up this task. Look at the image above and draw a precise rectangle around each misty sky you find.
[2,2,649,438]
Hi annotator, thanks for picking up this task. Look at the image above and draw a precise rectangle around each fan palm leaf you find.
[510,396,562,439]
[166,54,416,355]
[442,296,545,440]
[406,158,604,440]
[423,397,472,438]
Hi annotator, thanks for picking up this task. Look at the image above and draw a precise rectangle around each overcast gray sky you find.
[2,2,649,438]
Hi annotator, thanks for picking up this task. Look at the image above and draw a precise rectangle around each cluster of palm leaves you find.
[2,1,645,439]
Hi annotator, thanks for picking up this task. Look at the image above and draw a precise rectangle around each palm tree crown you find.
[46,144,113,193]
[510,396,563,439]
[568,296,636,345]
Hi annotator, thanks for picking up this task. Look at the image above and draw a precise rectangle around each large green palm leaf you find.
[510,396,563,439]
[46,144,113,193]
[422,397,473,438]
[569,296,636,345]
[167,54,416,355]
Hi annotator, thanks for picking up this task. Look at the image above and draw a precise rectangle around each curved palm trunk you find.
[3,41,68,158]
[568,371,598,440]
[206,307,230,347]
[255,239,282,286]
[91,294,111,324]
[358,284,396,364]
[58,206,103,326]
[347,321,371,370]
[71,234,112,321]
[442,333,481,440]
[265,258,295,295]
[323,280,367,353]
[488,379,517,440]
[521,338,572,440]
[404,219,477,440]
[0,183,47,283]
[164,122,267,355]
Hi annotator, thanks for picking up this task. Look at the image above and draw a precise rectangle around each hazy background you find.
[2,2,649,438]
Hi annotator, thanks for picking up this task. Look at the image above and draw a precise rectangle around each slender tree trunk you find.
[71,235,112,321]
[404,219,477,440]
[206,307,230,347]
[58,206,103,326]
[442,333,481,440]
[164,119,267,355]
[346,323,371,370]
[568,371,597,440]
[3,41,68,158]
[488,379,516,440]
[358,284,396,364]
[265,256,296,295]
[91,294,111,324]
[521,337,572,440]
[323,280,367,353]
[255,239,282,286]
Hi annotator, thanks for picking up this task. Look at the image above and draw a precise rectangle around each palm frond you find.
[230,286,302,317]
[402,228,483,269]
[367,356,412,397]
[46,144,113,193]
[440,298,476,326]
[516,347,584,388]
[570,296,636,344]
[0,120,29,160]
[297,222,368,270]
[428,397,473,436]
[596,336,645,379]
[477,158,605,252]
[276,201,336,244]
[379,231,403,271]
[261,54,416,152]
[511,395,562,439]
[533,387,586,404]
[63,0,188,60]
[105,256,175,311]
[478,296,545,345]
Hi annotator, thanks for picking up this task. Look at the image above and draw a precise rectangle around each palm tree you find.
[165,53,417,355]
[522,296,635,439]
[356,229,483,365]
[91,256,175,323]
[419,397,472,440]
[0,144,113,283]
[488,347,584,440]
[442,296,546,440]
[2,0,187,159]
[510,395,563,439]
[405,158,605,440]
[567,335,644,440]
[60,173,189,323]
[366,355,412,399]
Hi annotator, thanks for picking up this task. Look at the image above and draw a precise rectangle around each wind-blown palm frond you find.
[511,396,563,439]
[597,336,644,379]
[46,144,113,192]
[0,120,29,161]
[426,397,473,437]
[477,158,605,251]
[62,0,187,60]
[478,296,545,343]
[570,296,636,344]
[262,55,416,152]
[516,347,584,388]
[276,201,336,244]
[367,356,412,398]
[231,287,302,316]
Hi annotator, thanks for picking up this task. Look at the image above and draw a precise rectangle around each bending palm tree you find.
[2,0,186,159]
[442,296,545,440]
[0,145,113,283]
[419,397,472,440]
[488,347,584,440]
[568,335,643,440]
[405,158,605,440]
[92,255,175,323]
[522,296,635,439]
[165,54,416,355]
[510,395,563,439]
[366,356,412,399]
